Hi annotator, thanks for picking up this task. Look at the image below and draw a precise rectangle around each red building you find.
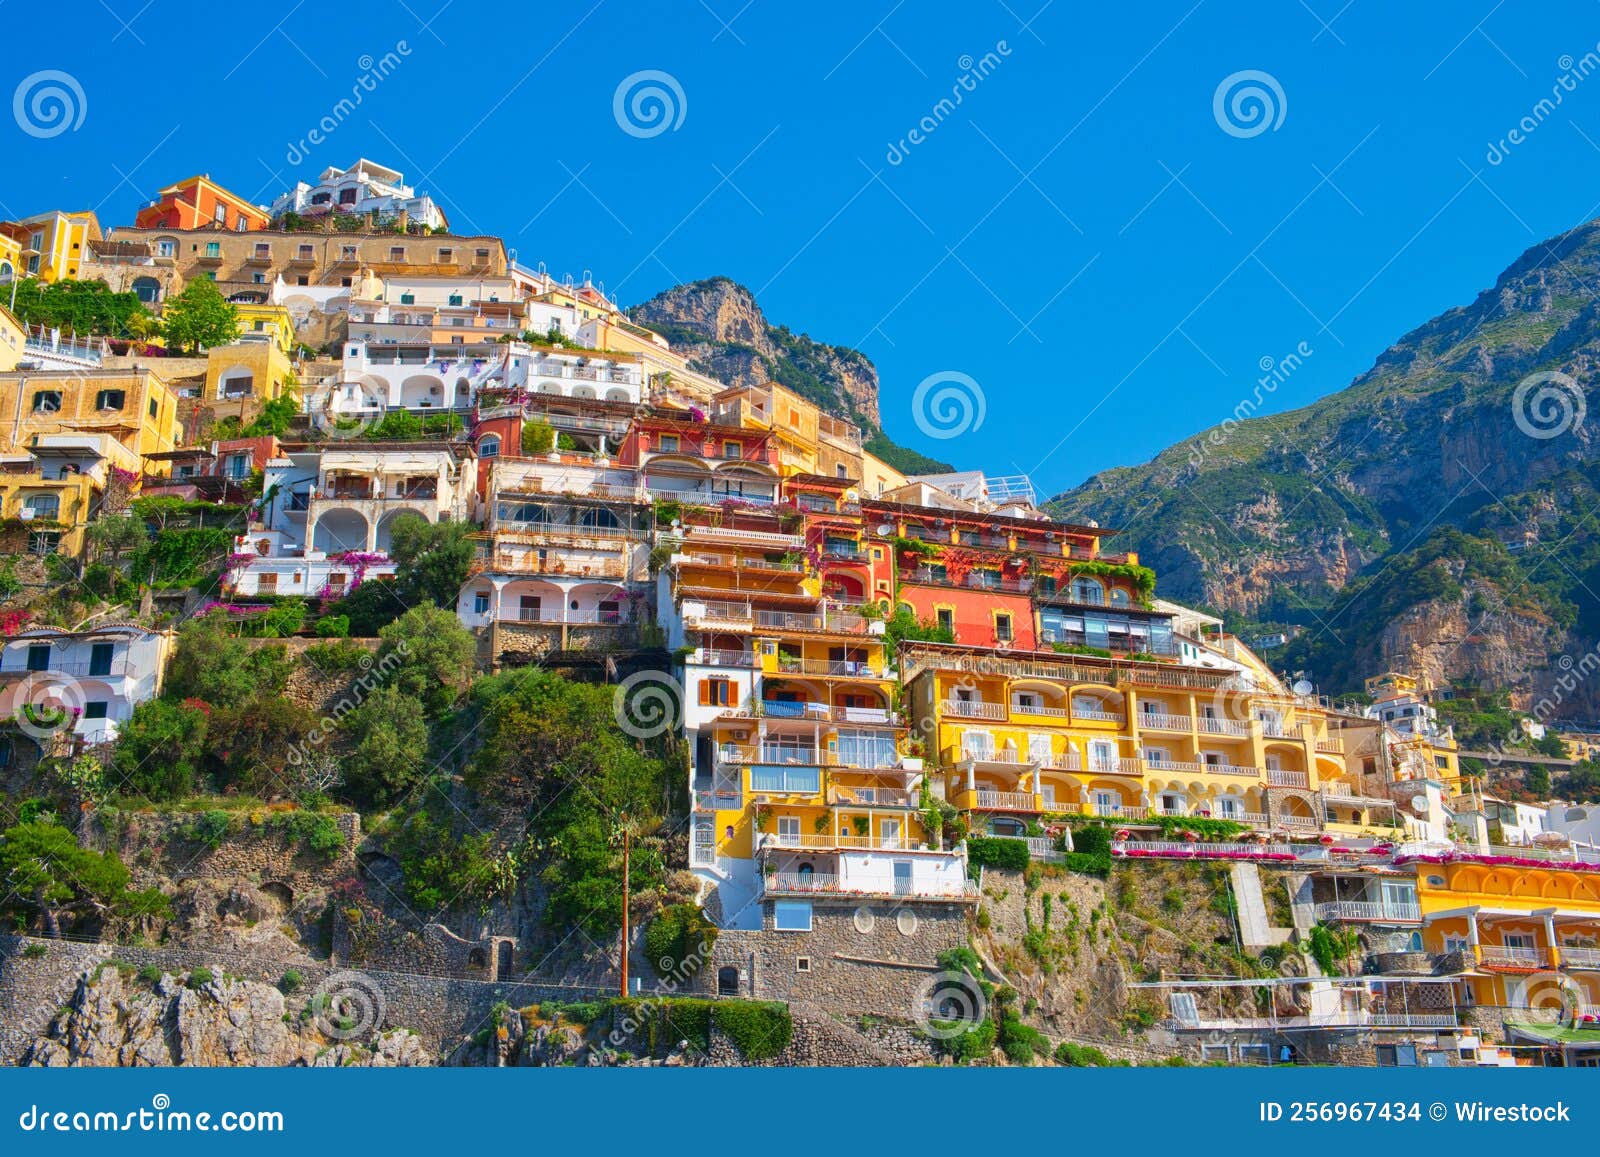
[135,175,270,232]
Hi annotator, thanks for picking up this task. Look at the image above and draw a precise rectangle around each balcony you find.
[940,698,1006,721]
[1316,737,1345,753]
[1266,768,1309,788]
[740,700,900,726]
[1010,699,1068,718]
[1479,945,1548,970]
[1561,945,1600,969]
[1073,707,1126,724]
[243,249,273,266]
[1138,712,1192,731]
[693,788,742,812]
[286,249,316,267]
[195,250,224,265]
[683,600,753,629]
[1198,716,1250,737]
[775,656,886,680]
[0,652,133,680]
[756,832,931,853]
[762,870,977,902]
[1313,900,1422,924]
[1025,836,1065,862]
[1086,803,1149,820]
[691,648,756,668]
[753,606,870,635]
[957,789,1040,812]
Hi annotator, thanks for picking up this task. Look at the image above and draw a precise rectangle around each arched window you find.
[1109,587,1130,607]
[478,434,501,458]
[131,276,161,304]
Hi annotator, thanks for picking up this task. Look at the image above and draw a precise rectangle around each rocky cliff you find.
[1049,219,1600,700]
[630,277,953,475]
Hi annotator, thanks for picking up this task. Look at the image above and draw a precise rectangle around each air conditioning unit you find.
[731,730,750,742]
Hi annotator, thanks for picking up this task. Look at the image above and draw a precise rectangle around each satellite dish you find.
[1292,679,1314,696]
[1409,795,1430,813]
[875,524,892,535]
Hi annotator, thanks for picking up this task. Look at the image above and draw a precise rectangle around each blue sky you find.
[8,0,1600,497]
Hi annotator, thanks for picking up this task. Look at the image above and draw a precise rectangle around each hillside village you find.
[4,163,1600,1068]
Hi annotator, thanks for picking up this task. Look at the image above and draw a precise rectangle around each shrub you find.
[712,1000,792,1060]
[1071,824,1112,856]
[1062,852,1111,877]
[278,970,303,994]
[644,903,718,981]
[138,965,161,984]
[314,615,350,638]
[181,810,232,849]
[302,639,369,671]
[187,967,214,988]
[1055,1040,1112,1066]
[935,1017,996,1061]
[967,837,1031,873]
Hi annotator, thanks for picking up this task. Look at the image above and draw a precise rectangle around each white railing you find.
[1314,900,1422,923]
[694,648,756,667]
[973,790,1036,810]
[1323,782,1353,797]
[1143,758,1207,774]
[1025,836,1064,861]
[941,699,1006,720]
[1139,712,1192,731]
[1267,769,1309,788]
[1199,717,1249,736]
[1316,737,1344,753]
[1279,815,1321,831]
[961,748,1023,765]
[1011,701,1068,717]
[764,872,841,894]
[1116,839,1294,857]
[1085,757,1143,776]
[693,790,742,812]
[1074,708,1125,724]
[1040,751,1083,771]
[1560,945,1600,967]
[683,600,753,627]
[1480,945,1545,967]
[1369,1013,1456,1028]
[1089,803,1148,819]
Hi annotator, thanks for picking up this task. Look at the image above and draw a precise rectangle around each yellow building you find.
[712,380,876,485]
[0,234,23,287]
[233,301,296,356]
[0,366,181,463]
[0,431,142,556]
[902,642,1398,840]
[0,211,102,282]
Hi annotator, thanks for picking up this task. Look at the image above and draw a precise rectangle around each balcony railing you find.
[1073,707,1125,724]
[1025,836,1065,862]
[1039,751,1083,771]
[754,607,869,634]
[940,699,1006,720]
[1266,769,1309,788]
[692,648,756,667]
[972,790,1038,811]
[1313,900,1422,924]
[764,872,841,894]
[1086,757,1143,776]
[1010,700,1067,717]
[762,871,978,900]
[1088,803,1149,819]
[693,789,742,812]
[1138,712,1192,731]
[1198,716,1250,736]
[1480,945,1546,968]
[0,653,133,679]
[1316,737,1345,753]
[776,656,885,679]
[1560,945,1600,968]
[683,600,753,628]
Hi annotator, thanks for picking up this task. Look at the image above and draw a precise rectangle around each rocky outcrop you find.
[22,966,428,1067]
[630,277,882,426]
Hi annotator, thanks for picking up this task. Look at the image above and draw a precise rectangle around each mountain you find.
[1049,221,1600,709]
[629,277,953,475]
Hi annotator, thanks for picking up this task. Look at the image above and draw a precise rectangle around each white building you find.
[258,444,477,555]
[225,527,397,599]
[0,624,172,745]
[271,159,447,231]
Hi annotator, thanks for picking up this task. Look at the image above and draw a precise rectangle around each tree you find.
[160,278,239,353]
[112,698,209,801]
[243,394,299,437]
[389,514,475,608]
[341,686,431,806]
[7,278,153,339]
[205,695,318,796]
[84,512,146,566]
[164,615,294,708]
[522,419,555,455]
[0,821,170,937]
[378,605,476,714]
[328,578,406,637]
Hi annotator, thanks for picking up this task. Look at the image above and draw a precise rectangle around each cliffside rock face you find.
[1049,219,1600,699]
[23,968,428,1067]
[631,276,882,427]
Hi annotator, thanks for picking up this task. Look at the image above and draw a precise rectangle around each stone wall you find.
[706,899,966,1020]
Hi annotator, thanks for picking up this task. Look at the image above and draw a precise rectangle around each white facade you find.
[0,625,170,744]
[226,528,397,598]
[271,158,447,230]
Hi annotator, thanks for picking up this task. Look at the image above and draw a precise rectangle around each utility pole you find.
[619,826,630,997]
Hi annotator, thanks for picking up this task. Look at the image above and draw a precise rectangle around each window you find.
[214,203,227,223]
[88,643,114,677]
[477,435,500,458]
[936,608,954,634]
[204,242,220,257]
[658,434,680,453]
[83,701,108,720]
[475,248,490,261]
[25,644,51,671]
[24,494,59,520]
[157,239,176,257]
[698,677,733,707]
[149,399,158,418]
[400,293,415,305]
[224,453,250,480]
[1375,1044,1418,1067]
[31,390,61,413]
[28,532,60,557]
[95,389,125,411]
[389,246,405,261]
[750,766,821,794]
[995,613,1013,642]
[339,188,358,205]
[446,293,464,307]
[257,572,278,593]
[1072,577,1104,604]
[438,248,454,262]
[773,900,812,932]
[722,440,742,459]
[472,591,490,615]
[253,243,271,259]
[312,192,332,205]
[341,245,358,261]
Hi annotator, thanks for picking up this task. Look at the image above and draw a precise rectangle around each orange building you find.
[134,175,270,233]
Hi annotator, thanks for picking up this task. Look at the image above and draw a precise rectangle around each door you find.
[775,816,801,847]
[1094,791,1119,817]
[87,643,114,677]
[880,819,902,849]
[893,861,912,896]
[518,595,541,622]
